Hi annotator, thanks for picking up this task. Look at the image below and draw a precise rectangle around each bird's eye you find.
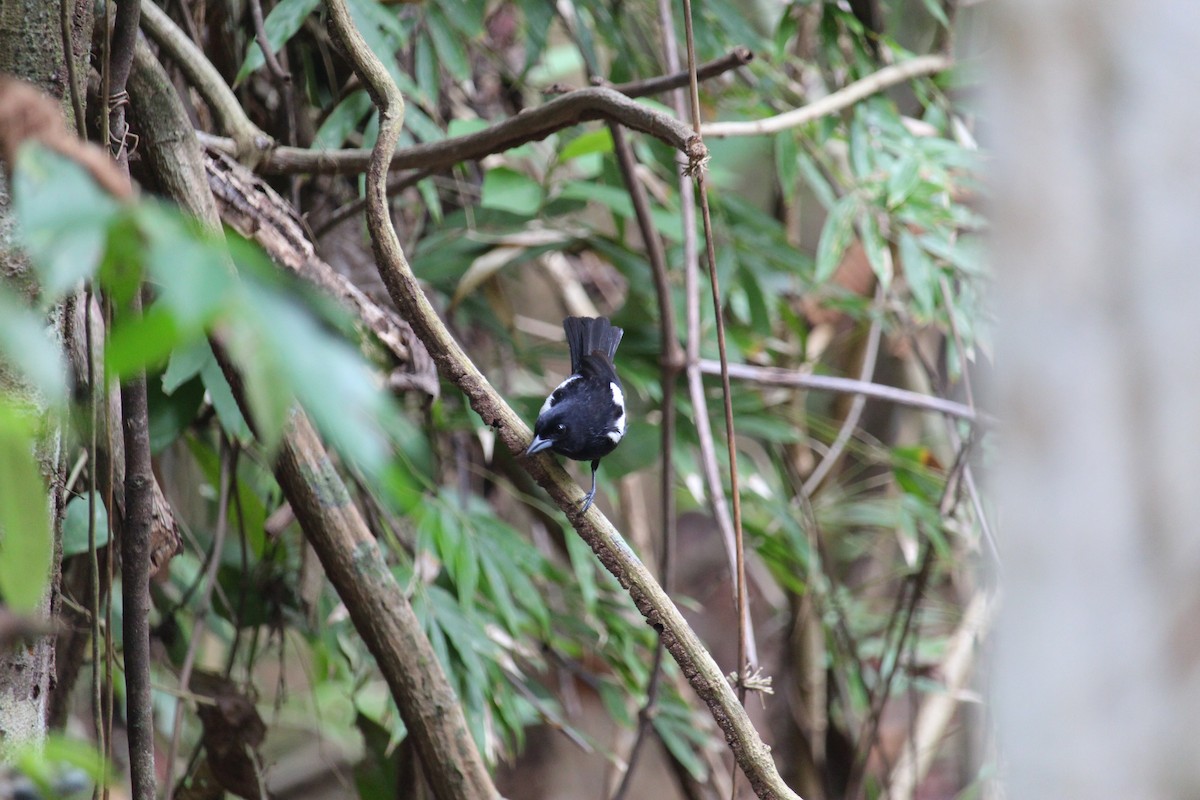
[554,422,567,434]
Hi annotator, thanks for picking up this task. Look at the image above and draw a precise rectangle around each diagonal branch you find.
[317,3,799,800]
[126,42,499,800]
[605,46,753,97]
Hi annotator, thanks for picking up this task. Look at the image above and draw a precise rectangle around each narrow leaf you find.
[235,0,322,83]
[859,211,893,287]
[899,229,937,317]
[814,194,858,283]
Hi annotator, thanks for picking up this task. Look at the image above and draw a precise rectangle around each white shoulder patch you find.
[540,374,580,416]
[607,382,626,443]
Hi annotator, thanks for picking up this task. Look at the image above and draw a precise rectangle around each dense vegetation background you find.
[0,1,993,798]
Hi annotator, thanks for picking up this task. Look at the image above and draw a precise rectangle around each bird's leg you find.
[580,459,600,513]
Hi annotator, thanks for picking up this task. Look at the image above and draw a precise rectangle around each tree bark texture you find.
[0,0,92,754]
[989,2,1200,797]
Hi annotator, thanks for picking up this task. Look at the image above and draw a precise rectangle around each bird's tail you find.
[563,316,623,372]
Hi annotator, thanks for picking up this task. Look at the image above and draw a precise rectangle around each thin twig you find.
[701,56,952,138]
[118,325,156,800]
[247,0,290,85]
[803,291,884,496]
[680,0,752,708]
[606,47,754,98]
[699,360,986,424]
[308,167,435,239]
[669,9,760,681]
[246,0,300,203]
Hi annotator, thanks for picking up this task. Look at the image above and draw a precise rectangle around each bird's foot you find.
[579,487,597,514]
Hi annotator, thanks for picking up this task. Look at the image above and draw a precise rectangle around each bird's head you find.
[525,406,572,456]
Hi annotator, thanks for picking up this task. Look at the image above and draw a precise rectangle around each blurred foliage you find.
[0,0,991,796]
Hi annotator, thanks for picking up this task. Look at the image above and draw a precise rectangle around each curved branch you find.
[138,0,272,157]
[200,85,705,175]
[701,55,952,138]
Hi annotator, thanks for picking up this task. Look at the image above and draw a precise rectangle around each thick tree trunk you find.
[0,0,93,754]
[990,2,1200,797]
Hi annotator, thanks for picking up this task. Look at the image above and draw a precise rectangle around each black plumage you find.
[525,317,626,512]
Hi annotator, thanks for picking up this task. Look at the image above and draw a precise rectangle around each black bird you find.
[525,317,626,513]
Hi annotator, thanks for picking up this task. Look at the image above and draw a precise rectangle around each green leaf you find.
[426,7,471,81]
[859,211,892,286]
[814,194,858,283]
[559,128,613,162]
[797,150,837,211]
[654,701,710,782]
[898,229,937,317]
[139,205,234,329]
[564,529,598,616]
[401,102,445,143]
[417,176,443,224]
[105,303,181,376]
[886,154,921,209]
[224,262,393,472]
[516,0,555,71]
[200,345,252,441]
[354,712,400,800]
[14,734,110,798]
[62,492,110,557]
[346,0,410,89]
[0,288,67,402]
[481,167,543,216]
[235,0,322,83]
[12,144,121,298]
[0,406,52,613]
[435,0,484,36]
[848,111,873,180]
[558,180,632,217]
[163,338,212,394]
[147,370,205,452]
[920,0,951,27]
[313,90,374,149]
[774,131,800,204]
[414,34,439,109]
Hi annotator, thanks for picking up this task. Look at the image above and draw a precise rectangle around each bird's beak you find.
[525,434,554,456]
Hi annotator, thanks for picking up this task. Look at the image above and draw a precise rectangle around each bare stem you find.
[702,56,952,138]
